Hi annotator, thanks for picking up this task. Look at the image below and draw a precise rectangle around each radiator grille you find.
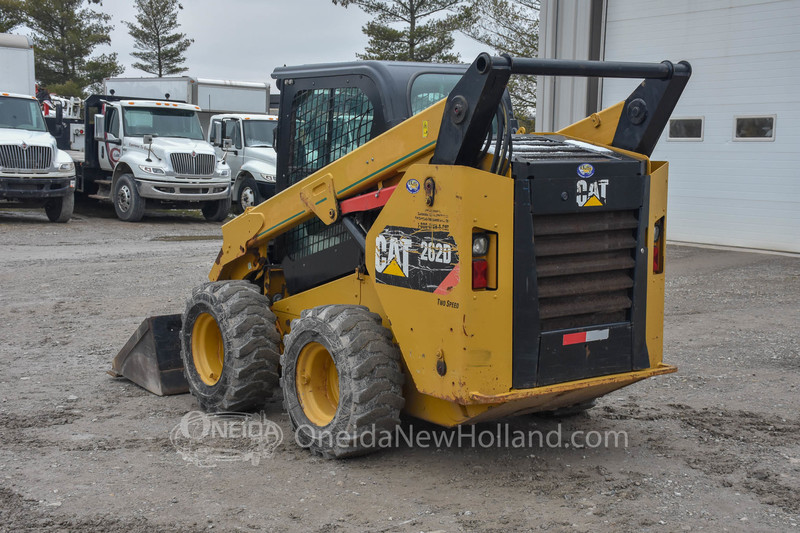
[534,210,638,331]
[170,153,215,176]
[0,144,52,170]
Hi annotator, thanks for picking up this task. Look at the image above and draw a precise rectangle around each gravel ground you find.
[0,201,798,532]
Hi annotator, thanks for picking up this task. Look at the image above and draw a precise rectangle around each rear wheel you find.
[113,173,145,222]
[180,281,280,412]
[281,305,405,459]
[232,176,260,214]
[202,196,232,222]
[45,191,74,223]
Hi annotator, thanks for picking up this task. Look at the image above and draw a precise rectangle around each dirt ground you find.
[0,201,798,533]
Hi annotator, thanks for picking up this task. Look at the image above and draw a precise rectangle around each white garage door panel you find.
[602,0,800,252]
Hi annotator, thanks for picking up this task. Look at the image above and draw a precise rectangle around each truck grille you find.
[534,210,638,331]
[170,153,215,176]
[0,145,52,170]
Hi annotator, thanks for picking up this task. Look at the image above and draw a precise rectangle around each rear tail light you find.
[472,259,488,289]
[653,217,665,274]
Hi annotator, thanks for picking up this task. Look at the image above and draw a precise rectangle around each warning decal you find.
[374,226,459,293]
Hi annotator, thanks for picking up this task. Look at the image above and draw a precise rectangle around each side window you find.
[667,117,703,141]
[734,115,775,141]
[287,87,374,186]
[225,119,242,149]
[277,82,380,294]
[209,119,221,144]
[107,108,120,138]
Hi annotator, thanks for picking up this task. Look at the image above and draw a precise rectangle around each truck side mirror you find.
[143,134,154,145]
[94,114,105,141]
[212,122,222,146]
[55,102,63,123]
[272,124,278,150]
[222,138,232,151]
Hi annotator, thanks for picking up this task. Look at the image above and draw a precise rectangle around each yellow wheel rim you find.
[296,342,339,427]
[192,312,224,386]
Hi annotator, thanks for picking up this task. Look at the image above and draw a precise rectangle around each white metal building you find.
[538,0,800,253]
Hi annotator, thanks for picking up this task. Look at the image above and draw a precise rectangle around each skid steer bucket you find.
[109,314,189,396]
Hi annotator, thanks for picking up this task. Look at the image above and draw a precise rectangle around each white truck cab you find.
[0,91,76,222]
[90,98,231,222]
[208,113,277,213]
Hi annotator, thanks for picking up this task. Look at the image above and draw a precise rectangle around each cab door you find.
[222,118,244,177]
[98,105,122,172]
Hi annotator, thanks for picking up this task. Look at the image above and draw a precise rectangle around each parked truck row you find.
[1,31,278,223]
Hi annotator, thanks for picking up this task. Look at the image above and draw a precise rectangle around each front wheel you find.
[281,305,405,459]
[202,195,232,222]
[113,174,145,222]
[180,281,281,412]
[232,176,260,215]
[44,191,74,223]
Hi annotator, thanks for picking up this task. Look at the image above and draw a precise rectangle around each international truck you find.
[64,95,231,222]
[0,33,76,222]
[208,113,277,213]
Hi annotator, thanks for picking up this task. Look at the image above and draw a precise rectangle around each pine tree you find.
[23,0,122,92]
[126,0,193,77]
[332,0,472,63]
[0,0,25,33]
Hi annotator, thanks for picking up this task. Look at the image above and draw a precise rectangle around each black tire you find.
[202,195,232,222]
[232,175,260,215]
[180,281,281,412]
[281,305,405,459]
[113,173,145,222]
[44,191,74,223]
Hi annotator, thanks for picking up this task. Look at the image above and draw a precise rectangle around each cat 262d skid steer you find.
[111,53,691,458]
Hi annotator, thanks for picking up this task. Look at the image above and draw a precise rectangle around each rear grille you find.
[0,144,52,170]
[534,210,638,331]
[170,153,215,176]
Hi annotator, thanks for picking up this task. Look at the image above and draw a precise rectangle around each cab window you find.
[224,119,242,149]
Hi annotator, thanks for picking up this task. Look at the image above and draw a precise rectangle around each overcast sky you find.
[98,0,489,84]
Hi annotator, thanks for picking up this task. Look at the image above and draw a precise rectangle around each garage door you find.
[600,0,800,253]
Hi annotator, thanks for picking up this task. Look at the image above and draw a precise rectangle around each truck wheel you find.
[202,196,231,222]
[180,281,281,412]
[233,176,260,214]
[281,305,405,459]
[44,191,74,223]
[114,173,145,222]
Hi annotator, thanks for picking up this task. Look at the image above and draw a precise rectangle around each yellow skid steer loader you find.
[111,53,691,458]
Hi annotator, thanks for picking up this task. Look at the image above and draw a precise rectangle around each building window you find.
[734,115,775,141]
[667,117,703,141]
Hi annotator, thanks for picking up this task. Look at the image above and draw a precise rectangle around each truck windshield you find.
[122,107,204,140]
[243,120,277,147]
[0,97,47,132]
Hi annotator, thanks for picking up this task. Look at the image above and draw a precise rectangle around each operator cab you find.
[271,61,515,293]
